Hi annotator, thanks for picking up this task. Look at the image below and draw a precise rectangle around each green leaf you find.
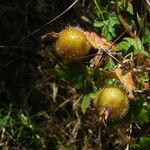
[137,13,144,28]
[134,108,150,123]
[94,13,120,41]
[117,37,137,52]
[127,3,133,15]
[130,144,141,150]
[94,20,104,28]
[117,38,132,52]
[102,25,112,41]
[81,93,96,114]
[133,38,143,53]
[102,14,120,40]
[54,67,67,82]
[117,37,149,56]
[140,137,150,149]
[144,28,150,45]
[117,1,133,14]
[54,64,88,89]
[130,137,150,150]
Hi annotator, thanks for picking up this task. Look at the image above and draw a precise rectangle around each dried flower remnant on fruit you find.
[96,87,129,125]
[55,27,91,62]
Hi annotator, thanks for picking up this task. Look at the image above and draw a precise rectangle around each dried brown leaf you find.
[113,68,136,99]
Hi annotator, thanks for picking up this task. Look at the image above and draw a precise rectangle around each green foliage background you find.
[0,0,149,149]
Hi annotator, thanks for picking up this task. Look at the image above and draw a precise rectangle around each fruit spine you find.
[55,27,91,62]
[96,86,129,124]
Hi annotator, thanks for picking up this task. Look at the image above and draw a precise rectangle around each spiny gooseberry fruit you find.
[96,87,129,123]
[55,27,91,61]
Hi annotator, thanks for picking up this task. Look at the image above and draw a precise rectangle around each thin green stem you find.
[93,0,105,21]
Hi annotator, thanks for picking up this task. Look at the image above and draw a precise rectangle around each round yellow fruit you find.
[55,27,91,61]
[96,87,129,119]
